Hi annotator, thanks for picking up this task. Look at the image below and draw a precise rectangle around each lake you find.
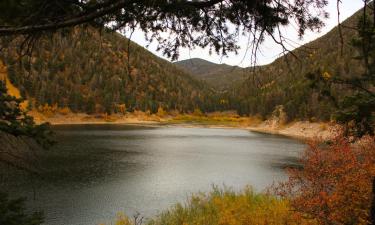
[1,125,305,225]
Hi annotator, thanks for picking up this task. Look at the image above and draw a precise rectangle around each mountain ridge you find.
[0,27,220,114]
[228,7,364,120]
[0,6,367,121]
[174,58,249,91]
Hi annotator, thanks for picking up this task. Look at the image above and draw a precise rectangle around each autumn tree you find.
[0,81,53,148]
[276,136,375,225]
[0,82,49,225]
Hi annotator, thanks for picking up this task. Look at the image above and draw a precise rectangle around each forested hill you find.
[227,8,364,121]
[174,58,249,91]
[0,27,218,114]
[0,8,365,119]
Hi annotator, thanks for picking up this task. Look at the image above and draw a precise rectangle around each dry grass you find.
[106,187,316,225]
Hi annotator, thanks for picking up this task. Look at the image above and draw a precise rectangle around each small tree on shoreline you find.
[0,80,53,148]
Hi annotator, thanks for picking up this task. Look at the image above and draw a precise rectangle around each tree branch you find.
[0,0,225,36]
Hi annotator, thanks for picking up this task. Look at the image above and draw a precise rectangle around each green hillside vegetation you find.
[227,10,364,121]
[0,8,370,124]
[175,58,249,91]
[0,27,221,115]
[174,9,368,124]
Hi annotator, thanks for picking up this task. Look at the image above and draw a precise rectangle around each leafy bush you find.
[0,81,54,148]
[276,135,375,224]
[37,103,58,117]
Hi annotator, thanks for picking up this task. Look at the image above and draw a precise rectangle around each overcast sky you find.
[125,0,364,67]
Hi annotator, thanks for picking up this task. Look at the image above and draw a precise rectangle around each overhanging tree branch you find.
[0,0,225,36]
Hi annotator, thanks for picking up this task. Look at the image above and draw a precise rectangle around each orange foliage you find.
[156,106,167,117]
[276,136,375,224]
[116,104,126,115]
[38,103,58,117]
[58,107,71,115]
[192,108,204,117]
[148,187,315,225]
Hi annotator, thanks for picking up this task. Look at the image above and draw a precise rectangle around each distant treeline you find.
[0,9,370,124]
[0,27,226,115]
[225,10,364,122]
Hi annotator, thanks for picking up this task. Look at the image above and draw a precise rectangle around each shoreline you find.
[37,113,339,141]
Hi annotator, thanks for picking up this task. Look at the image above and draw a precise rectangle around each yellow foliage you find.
[322,71,331,80]
[38,103,58,117]
[219,99,228,104]
[104,187,316,225]
[260,80,275,90]
[148,186,316,225]
[168,110,180,116]
[115,213,133,225]
[169,111,264,127]
[0,60,28,110]
[103,113,117,122]
[116,104,127,115]
[101,212,137,225]
[133,110,146,117]
[156,106,167,117]
[192,108,204,117]
[319,123,328,131]
[58,107,72,115]
[242,115,263,126]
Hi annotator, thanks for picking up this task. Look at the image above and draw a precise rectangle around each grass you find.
[109,186,316,225]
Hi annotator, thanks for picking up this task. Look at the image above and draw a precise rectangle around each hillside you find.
[0,8,367,121]
[175,8,364,121]
[175,58,249,91]
[0,27,219,114]
[227,8,364,121]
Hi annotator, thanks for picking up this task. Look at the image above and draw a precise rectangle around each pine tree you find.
[0,81,53,148]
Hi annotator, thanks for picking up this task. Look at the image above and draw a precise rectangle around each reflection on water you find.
[1,125,305,225]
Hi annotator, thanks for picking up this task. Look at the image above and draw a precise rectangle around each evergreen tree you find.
[0,81,53,148]
[307,14,375,137]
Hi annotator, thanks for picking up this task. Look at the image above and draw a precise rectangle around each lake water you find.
[1,125,305,225]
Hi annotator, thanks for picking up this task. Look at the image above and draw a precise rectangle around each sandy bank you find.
[31,111,340,141]
[247,121,341,140]
[30,111,163,125]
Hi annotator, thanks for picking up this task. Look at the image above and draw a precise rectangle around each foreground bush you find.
[276,136,375,225]
[145,186,313,225]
